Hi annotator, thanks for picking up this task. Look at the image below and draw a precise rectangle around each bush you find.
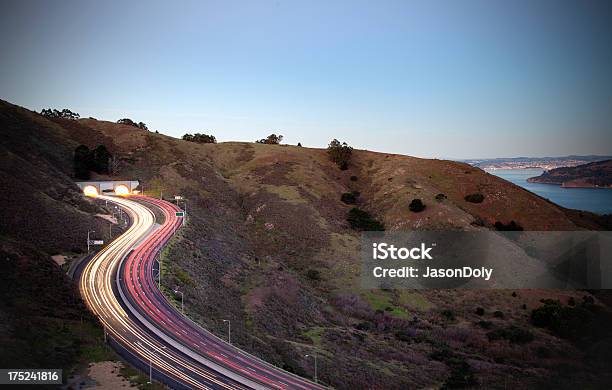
[464,193,484,203]
[475,307,485,316]
[477,320,493,329]
[493,310,504,318]
[494,220,523,231]
[347,208,384,231]
[350,175,358,181]
[435,193,447,201]
[530,297,612,344]
[341,191,360,205]
[442,309,455,321]
[256,133,283,144]
[487,325,534,344]
[327,139,353,170]
[306,269,321,281]
[409,198,426,212]
[182,133,217,144]
[441,357,478,389]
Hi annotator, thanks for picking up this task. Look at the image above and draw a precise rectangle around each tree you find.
[74,145,91,179]
[92,145,112,174]
[41,108,79,120]
[256,133,283,145]
[74,144,114,178]
[137,122,148,131]
[327,139,353,170]
[182,133,217,144]
[117,118,138,127]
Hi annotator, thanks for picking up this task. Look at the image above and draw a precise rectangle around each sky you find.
[1,0,611,159]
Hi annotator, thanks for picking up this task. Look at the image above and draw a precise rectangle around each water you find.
[487,168,612,215]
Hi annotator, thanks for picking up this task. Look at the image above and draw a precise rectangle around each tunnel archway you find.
[83,185,99,197]
[114,184,130,196]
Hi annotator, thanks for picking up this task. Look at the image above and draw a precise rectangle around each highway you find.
[79,195,325,389]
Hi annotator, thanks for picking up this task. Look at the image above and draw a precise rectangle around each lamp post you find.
[223,319,231,344]
[146,345,166,385]
[305,354,318,383]
[87,230,95,252]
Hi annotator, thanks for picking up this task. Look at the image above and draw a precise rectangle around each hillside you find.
[528,159,612,188]
[0,101,124,376]
[1,99,611,388]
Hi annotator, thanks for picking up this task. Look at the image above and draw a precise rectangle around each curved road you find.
[80,195,325,389]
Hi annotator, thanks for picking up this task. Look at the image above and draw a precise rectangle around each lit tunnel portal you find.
[114,184,130,196]
[83,185,99,197]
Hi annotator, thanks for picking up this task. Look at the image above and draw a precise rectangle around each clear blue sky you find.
[1,0,611,158]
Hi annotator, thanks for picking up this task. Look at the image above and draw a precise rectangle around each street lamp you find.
[223,319,231,344]
[87,230,95,252]
[174,289,184,314]
[305,354,318,383]
[147,345,167,384]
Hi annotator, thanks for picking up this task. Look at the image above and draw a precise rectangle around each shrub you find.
[256,133,283,144]
[435,193,447,201]
[442,309,455,321]
[477,320,493,329]
[182,133,217,144]
[327,139,353,170]
[494,220,523,231]
[464,193,485,203]
[350,175,358,181]
[409,199,426,212]
[442,358,478,389]
[347,208,384,231]
[475,307,485,316]
[530,298,612,343]
[493,310,504,318]
[306,269,321,281]
[487,325,534,344]
[341,191,360,205]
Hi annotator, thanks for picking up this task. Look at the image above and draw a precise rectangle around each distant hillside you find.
[1,99,611,388]
[527,159,612,188]
[465,155,612,170]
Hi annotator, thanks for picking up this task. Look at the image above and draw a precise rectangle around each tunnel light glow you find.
[83,185,99,197]
[114,184,130,196]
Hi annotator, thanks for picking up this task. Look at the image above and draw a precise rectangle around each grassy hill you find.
[528,159,612,188]
[1,99,611,388]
